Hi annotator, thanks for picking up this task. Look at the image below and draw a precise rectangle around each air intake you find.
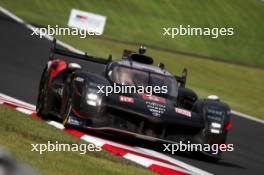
[129,53,153,64]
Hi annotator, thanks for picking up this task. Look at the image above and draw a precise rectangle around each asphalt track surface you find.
[0,11,263,175]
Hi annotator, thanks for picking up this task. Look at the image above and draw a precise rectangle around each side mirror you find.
[174,68,188,88]
[182,68,187,78]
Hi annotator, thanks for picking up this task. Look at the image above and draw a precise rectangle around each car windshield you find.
[109,66,178,98]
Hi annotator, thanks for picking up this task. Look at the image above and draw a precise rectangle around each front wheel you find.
[60,82,73,128]
[36,67,49,117]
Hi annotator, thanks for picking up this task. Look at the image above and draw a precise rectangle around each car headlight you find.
[209,122,222,134]
[87,93,98,101]
[86,91,101,107]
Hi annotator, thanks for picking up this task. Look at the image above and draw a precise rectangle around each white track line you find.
[16,107,34,115]
[0,93,35,110]
[46,121,65,130]
[231,110,264,124]
[0,6,23,23]
[124,153,192,175]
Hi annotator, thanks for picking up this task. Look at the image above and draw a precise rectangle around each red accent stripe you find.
[149,164,190,175]
[64,128,86,138]
[48,60,67,85]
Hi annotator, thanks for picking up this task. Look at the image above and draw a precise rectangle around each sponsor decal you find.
[119,96,134,103]
[207,108,224,116]
[175,107,191,117]
[142,95,166,104]
[146,101,166,117]
[207,108,224,122]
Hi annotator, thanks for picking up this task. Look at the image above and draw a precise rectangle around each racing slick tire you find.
[36,66,49,118]
[60,78,74,128]
[60,76,86,128]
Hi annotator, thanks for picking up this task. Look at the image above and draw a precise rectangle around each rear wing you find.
[175,68,187,88]
[49,39,112,65]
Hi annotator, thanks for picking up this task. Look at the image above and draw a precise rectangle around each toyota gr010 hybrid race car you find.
[37,39,232,161]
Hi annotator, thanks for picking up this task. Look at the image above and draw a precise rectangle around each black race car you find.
[37,39,232,161]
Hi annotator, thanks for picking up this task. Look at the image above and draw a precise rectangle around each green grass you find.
[0,105,155,175]
[0,0,263,118]
[0,0,263,67]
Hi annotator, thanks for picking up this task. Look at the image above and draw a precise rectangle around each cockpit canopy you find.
[108,65,178,98]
